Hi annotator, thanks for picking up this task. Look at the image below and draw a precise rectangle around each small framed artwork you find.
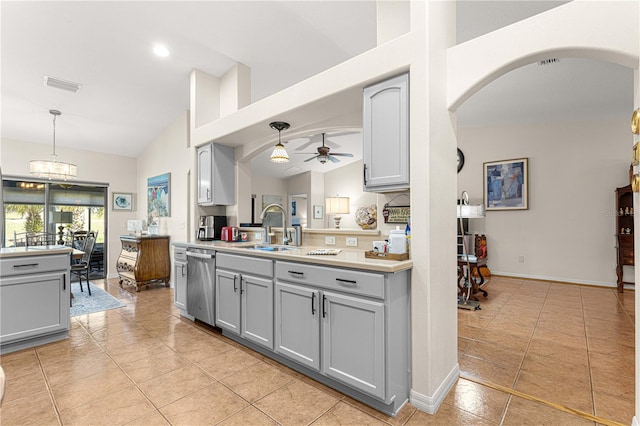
[313,205,323,219]
[484,158,528,211]
[113,192,134,211]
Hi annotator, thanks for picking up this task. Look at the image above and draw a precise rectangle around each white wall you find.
[1,138,138,278]
[457,117,631,286]
[137,112,191,271]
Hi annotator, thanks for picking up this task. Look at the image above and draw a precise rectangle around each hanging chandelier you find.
[269,121,290,163]
[30,109,77,180]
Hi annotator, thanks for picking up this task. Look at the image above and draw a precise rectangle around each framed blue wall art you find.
[483,158,528,211]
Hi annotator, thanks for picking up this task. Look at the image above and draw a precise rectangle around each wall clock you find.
[457,148,465,173]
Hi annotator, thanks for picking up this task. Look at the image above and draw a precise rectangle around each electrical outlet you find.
[346,237,358,247]
[179,222,185,229]
[255,231,263,241]
[518,255,525,263]
[325,236,336,245]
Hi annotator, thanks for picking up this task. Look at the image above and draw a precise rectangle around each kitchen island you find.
[0,245,72,354]
[173,240,412,416]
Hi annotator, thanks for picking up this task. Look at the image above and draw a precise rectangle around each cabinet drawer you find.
[217,253,273,277]
[276,261,384,299]
[1,254,69,278]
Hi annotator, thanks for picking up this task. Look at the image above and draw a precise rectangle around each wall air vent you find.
[538,58,560,66]
[43,75,82,93]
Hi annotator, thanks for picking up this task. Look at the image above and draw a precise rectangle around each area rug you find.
[70,282,125,317]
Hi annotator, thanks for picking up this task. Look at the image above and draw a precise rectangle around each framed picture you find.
[148,173,171,217]
[112,192,134,211]
[484,158,528,210]
[313,205,323,219]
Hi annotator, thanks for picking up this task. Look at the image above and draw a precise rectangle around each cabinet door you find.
[363,73,409,192]
[215,269,241,334]
[1,271,69,343]
[173,261,187,311]
[241,275,273,350]
[275,282,320,371]
[321,291,385,400]
[197,143,212,205]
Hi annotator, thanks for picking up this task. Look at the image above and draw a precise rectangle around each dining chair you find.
[71,236,96,295]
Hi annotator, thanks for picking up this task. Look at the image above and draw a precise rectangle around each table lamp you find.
[325,197,350,228]
[51,211,73,245]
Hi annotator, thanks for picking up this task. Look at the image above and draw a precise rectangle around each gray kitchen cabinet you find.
[274,260,409,412]
[216,253,274,350]
[321,291,385,400]
[0,253,70,354]
[363,72,410,192]
[275,282,320,370]
[197,142,235,206]
[173,247,188,313]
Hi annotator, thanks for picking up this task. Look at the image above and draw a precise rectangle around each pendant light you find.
[30,110,77,180]
[269,121,290,163]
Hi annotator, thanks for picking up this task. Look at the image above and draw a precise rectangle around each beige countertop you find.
[173,241,412,273]
[0,245,73,259]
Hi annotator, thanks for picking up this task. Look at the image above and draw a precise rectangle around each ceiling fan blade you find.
[304,155,319,162]
[295,139,315,151]
[328,155,340,163]
[330,153,353,157]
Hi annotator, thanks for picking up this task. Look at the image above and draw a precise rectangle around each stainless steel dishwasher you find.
[186,247,216,326]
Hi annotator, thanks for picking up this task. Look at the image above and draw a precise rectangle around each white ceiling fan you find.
[299,133,354,164]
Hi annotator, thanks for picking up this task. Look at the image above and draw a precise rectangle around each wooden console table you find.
[117,235,170,291]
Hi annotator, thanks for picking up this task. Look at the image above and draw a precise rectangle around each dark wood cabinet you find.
[117,235,170,291]
[615,185,634,292]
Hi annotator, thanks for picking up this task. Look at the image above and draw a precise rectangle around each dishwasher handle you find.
[186,251,215,259]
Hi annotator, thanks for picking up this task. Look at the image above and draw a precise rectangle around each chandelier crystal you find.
[30,110,77,180]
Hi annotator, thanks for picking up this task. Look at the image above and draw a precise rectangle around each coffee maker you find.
[197,215,227,241]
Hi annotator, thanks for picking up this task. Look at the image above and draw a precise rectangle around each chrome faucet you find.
[259,203,290,245]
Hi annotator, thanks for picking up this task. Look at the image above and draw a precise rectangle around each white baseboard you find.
[491,271,629,288]
[632,415,638,426]
[410,364,459,414]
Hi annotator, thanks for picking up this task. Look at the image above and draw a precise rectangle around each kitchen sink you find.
[245,244,296,252]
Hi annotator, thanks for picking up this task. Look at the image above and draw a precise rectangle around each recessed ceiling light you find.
[153,44,170,58]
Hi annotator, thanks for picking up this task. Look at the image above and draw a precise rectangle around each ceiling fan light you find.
[270,143,289,163]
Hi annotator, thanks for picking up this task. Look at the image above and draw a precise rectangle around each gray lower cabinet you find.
[173,252,187,312]
[274,260,409,412]
[321,291,385,400]
[274,282,320,370]
[0,253,70,354]
[215,253,274,350]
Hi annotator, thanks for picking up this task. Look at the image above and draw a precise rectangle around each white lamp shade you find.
[51,211,73,223]
[30,159,77,180]
[270,143,289,163]
[456,204,485,218]
[325,197,350,215]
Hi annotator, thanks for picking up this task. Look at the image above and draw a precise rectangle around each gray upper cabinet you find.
[197,142,235,206]
[363,73,409,192]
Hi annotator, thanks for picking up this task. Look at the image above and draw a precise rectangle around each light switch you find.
[325,236,336,245]
[346,237,358,247]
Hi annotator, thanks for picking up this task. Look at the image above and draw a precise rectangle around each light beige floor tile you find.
[138,364,216,408]
[312,401,387,425]
[50,367,134,412]
[502,395,594,425]
[124,410,171,425]
[443,378,510,424]
[221,360,294,402]
[59,385,155,426]
[0,389,59,425]
[2,370,48,403]
[254,379,340,425]
[119,350,191,383]
[108,339,176,365]
[42,350,117,388]
[195,345,261,380]
[160,382,248,424]
[218,406,279,425]
[341,398,417,426]
[593,389,635,425]
[405,402,493,425]
[0,349,40,380]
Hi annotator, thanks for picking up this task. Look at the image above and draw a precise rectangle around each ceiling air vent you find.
[538,58,560,66]
[43,75,82,93]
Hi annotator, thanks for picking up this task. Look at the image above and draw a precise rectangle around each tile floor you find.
[0,276,634,425]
